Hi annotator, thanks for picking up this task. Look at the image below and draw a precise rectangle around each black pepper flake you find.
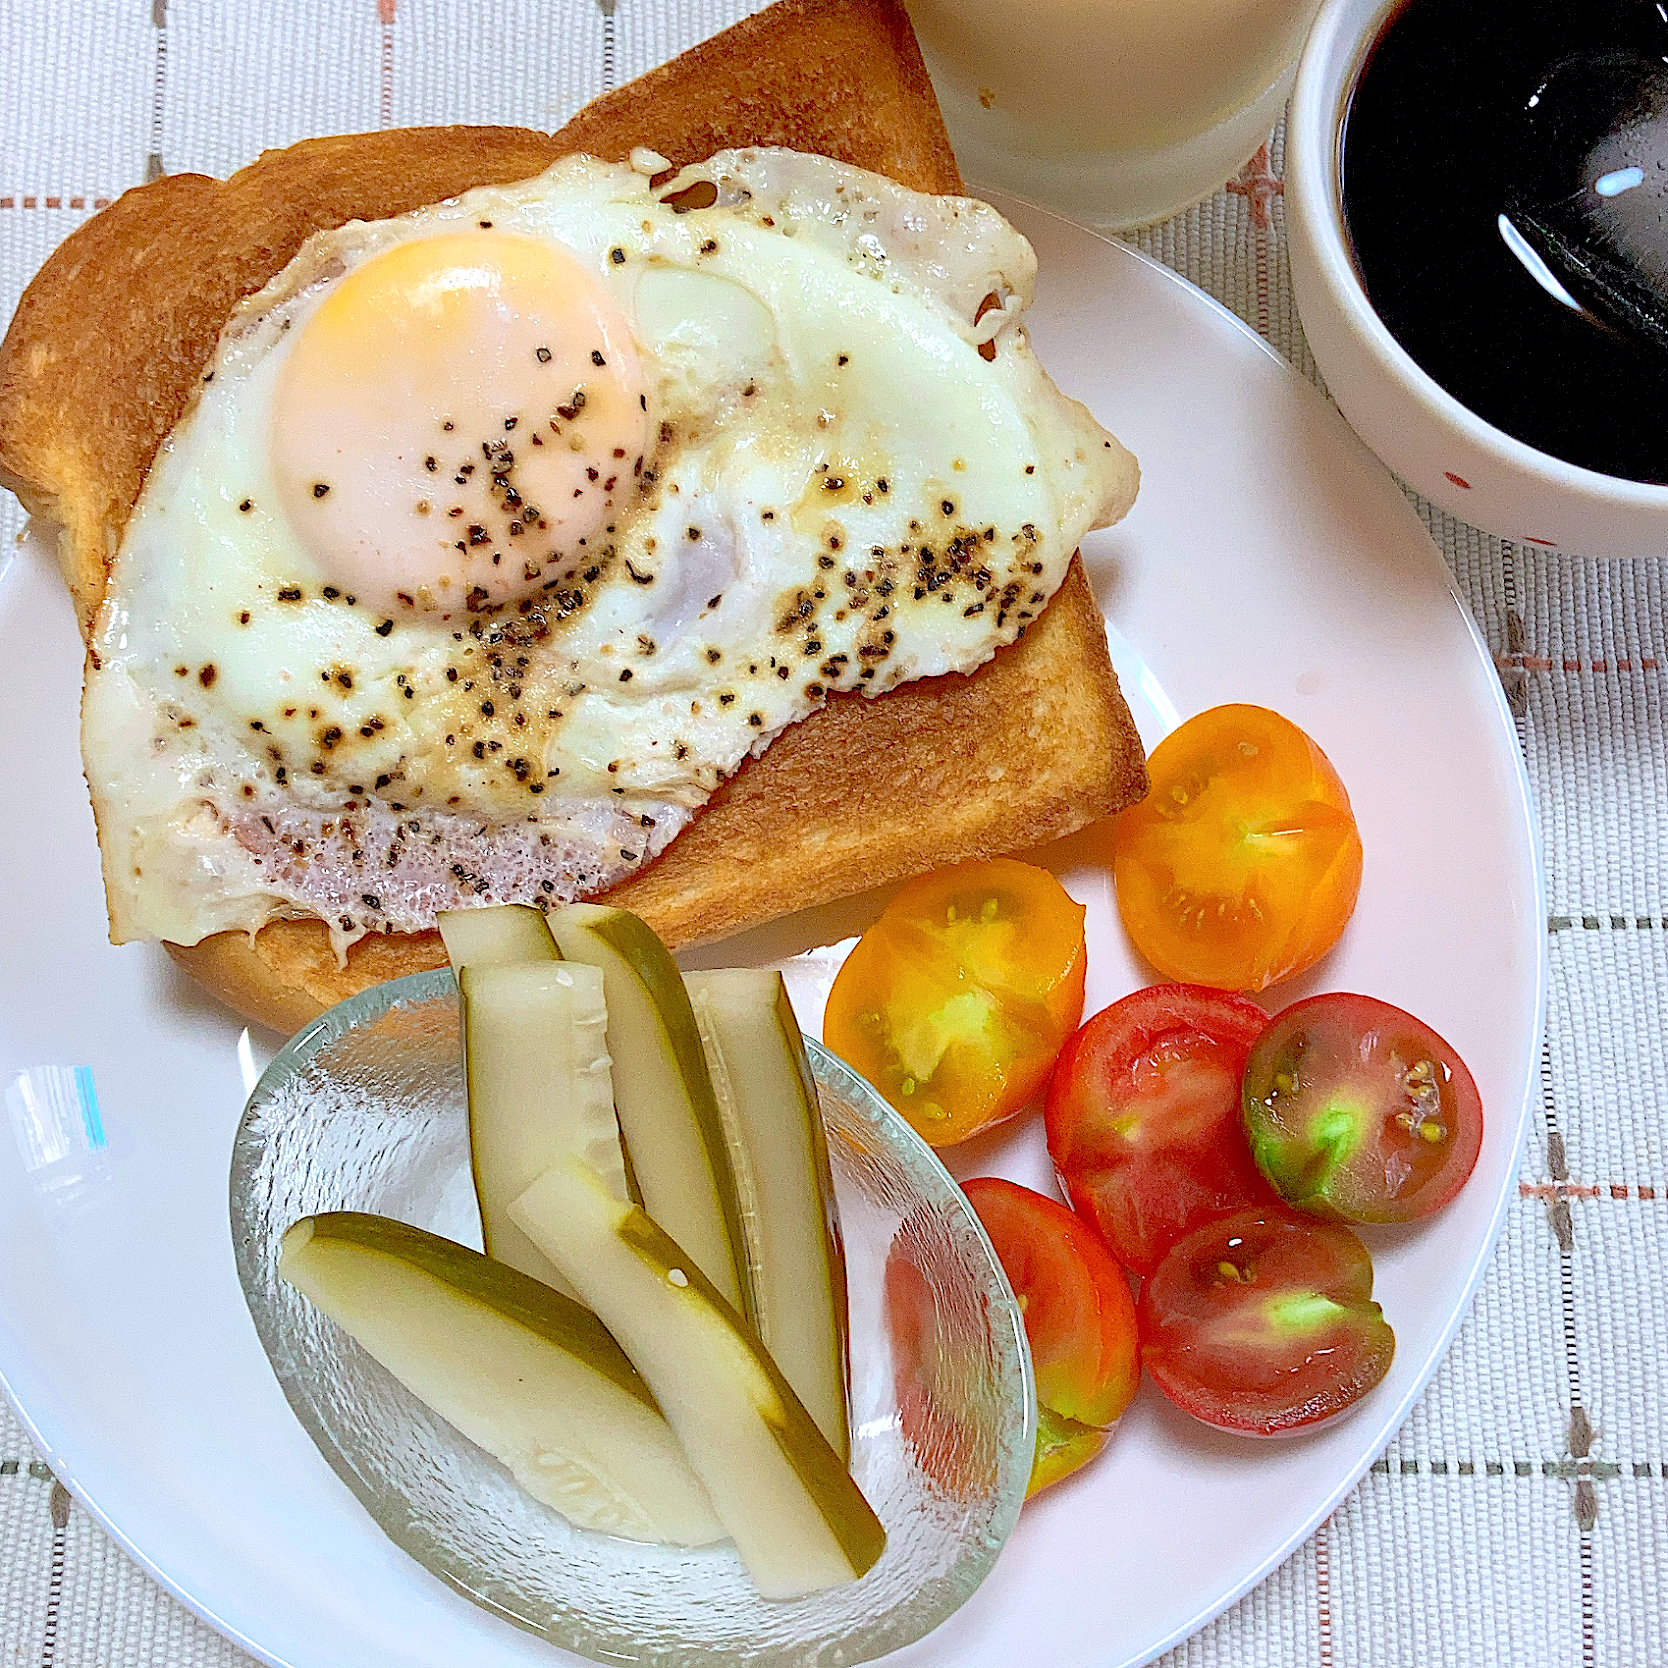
[238,498,253,513]
[376,619,394,637]
[609,246,626,264]
[277,585,302,602]
[198,664,217,687]
[536,346,552,363]
[837,354,849,366]
[478,219,493,228]
[619,668,633,682]
[238,611,251,625]
[504,416,518,430]
[748,712,763,727]
[312,482,330,498]
[687,525,702,541]
[591,349,606,366]
[446,666,459,682]
[706,648,722,664]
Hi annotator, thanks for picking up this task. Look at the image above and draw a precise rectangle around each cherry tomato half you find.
[1243,993,1484,1223]
[1045,984,1280,1276]
[1139,1208,1395,1435]
[962,1177,1140,1495]
[824,858,1087,1147]
[1113,704,1364,993]
[885,1212,984,1498]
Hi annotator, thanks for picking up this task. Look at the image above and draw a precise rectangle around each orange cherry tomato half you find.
[824,858,1087,1147]
[1113,704,1364,993]
[962,1177,1140,1494]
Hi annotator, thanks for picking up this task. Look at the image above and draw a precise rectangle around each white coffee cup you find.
[1285,0,1668,558]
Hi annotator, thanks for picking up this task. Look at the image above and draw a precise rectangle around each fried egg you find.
[83,148,1138,950]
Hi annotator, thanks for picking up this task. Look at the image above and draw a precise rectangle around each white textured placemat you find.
[2,4,1663,1665]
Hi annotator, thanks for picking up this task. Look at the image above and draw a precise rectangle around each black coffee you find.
[1342,0,1668,483]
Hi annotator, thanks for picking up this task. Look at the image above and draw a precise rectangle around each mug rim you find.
[1289,0,1668,512]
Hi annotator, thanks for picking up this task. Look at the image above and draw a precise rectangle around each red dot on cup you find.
[1444,470,1471,489]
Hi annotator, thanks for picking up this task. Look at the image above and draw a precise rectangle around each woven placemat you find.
[2,3,1663,1664]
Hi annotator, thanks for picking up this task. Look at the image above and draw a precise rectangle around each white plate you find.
[0,203,1542,1668]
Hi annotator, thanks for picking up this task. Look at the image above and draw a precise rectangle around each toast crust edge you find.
[0,0,1146,1032]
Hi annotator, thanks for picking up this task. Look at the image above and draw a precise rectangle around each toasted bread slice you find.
[0,0,1146,1034]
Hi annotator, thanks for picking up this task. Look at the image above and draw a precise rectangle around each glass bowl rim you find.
[228,965,1036,1665]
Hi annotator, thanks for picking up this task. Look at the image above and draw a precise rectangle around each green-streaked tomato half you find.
[1243,993,1483,1224]
[1138,1208,1394,1435]
[962,1177,1139,1495]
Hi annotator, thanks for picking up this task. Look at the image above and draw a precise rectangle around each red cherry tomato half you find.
[962,1177,1140,1495]
[824,859,1087,1147]
[1113,704,1364,993]
[1045,984,1281,1277]
[1139,1208,1395,1435]
[1243,993,1484,1223]
[884,1212,985,1499]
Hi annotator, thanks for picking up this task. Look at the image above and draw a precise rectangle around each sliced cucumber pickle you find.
[436,902,559,969]
[279,1212,723,1545]
[548,904,750,1319]
[460,958,626,1300]
[688,967,850,1459]
[509,1160,885,1598]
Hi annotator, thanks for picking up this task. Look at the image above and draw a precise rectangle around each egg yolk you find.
[270,231,650,614]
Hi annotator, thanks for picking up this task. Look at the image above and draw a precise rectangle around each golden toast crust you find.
[0,0,1146,1034]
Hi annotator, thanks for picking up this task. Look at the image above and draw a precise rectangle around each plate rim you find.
[991,191,1546,1667]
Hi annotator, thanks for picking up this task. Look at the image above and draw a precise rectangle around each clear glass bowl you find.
[230,969,1033,1667]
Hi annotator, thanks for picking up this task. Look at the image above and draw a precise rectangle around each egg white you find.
[83,148,1137,948]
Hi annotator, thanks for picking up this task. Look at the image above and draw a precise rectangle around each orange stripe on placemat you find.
[0,195,111,210]
[1315,1517,1333,1668]
[1519,1181,1664,1200]
[379,0,396,128]
[1500,653,1662,673]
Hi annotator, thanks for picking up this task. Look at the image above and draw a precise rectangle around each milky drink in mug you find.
[907,0,1325,227]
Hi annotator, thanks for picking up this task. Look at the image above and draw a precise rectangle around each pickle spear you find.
[548,904,751,1320]
[687,968,850,1459]
[509,1161,885,1598]
[459,958,626,1300]
[280,1212,722,1545]
[436,902,559,969]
